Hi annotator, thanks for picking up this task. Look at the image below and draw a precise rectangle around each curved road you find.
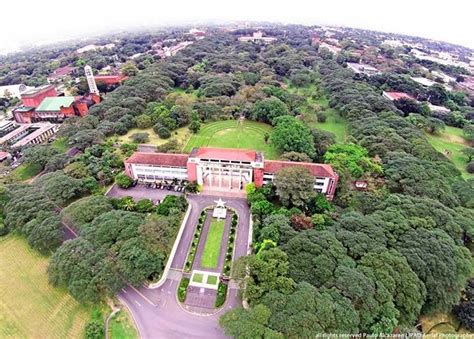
[118,194,250,338]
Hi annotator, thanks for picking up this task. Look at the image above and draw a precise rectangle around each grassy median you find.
[200,218,225,269]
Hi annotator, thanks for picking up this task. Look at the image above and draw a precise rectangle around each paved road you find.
[117,193,251,339]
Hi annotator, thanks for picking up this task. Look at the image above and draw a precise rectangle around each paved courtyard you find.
[107,184,182,202]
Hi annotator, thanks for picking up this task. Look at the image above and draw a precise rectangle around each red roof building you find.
[194,147,257,162]
[13,93,100,124]
[47,66,78,83]
[125,152,189,167]
[124,147,338,200]
[94,74,128,86]
[21,85,57,108]
[382,91,416,101]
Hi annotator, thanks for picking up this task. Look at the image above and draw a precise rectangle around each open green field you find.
[184,120,278,159]
[51,137,69,153]
[8,163,42,182]
[108,309,138,339]
[0,234,91,338]
[200,218,226,269]
[116,126,189,146]
[425,126,472,179]
[287,84,348,143]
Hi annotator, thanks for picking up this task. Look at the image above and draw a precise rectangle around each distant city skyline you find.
[1,0,473,54]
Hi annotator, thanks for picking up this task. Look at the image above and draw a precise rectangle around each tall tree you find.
[274,166,316,208]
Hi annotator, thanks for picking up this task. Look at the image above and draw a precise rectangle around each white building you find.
[412,77,436,87]
[0,84,32,99]
[238,31,277,43]
[346,63,380,76]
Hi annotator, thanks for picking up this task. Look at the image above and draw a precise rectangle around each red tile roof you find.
[0,151,10,160]
[94,75,128,84]
[264,160,337,178]
[383,91,415,101]
[125,152,189,167]
[194,147,257,162]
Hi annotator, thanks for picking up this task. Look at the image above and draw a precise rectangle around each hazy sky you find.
[2,0,473,53]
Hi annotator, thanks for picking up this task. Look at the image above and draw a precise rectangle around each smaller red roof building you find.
[47,66,78,83]
[94,74,128,85]
[0,151,10,162]
[382,91,416,101]
[264,160,336,178]
[124,152,189,167]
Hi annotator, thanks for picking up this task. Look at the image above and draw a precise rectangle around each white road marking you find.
[121,288,128,293]
[129,285,158,307]
[135,300,142,307]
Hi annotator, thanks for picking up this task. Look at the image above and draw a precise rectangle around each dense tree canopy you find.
[271,116,315,158]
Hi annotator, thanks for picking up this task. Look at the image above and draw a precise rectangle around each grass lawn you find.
[314,107,348,143]
[8,163,42,181]
[287,84,348,143]
[108,309,138,339]
[200,218,226,269]
[420,312,470,335]
[183,120,278,159]
[51,137,69,153]
[192,273,204,283]
[115,127,189,146]
[206,275,218,285]
[425,126,472,179]
[0,234,92,338]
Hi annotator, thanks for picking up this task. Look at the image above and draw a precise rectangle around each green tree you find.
[233,248,295,304]
[274,166,316,208]
[121,62,139,76]
[324,143,382,178]
[219,305,283,339]
[463,124,474,145]
[251,97,289,124]
[461,147,474,162]
[61,196,113,230]
[280,151,312,163]
[23,212,63,254]
[35,171,86,206]
[271,116,315,158]
[134,114,152,129]
[130,132,149,144]
[189,111,201,133]
[21,144,60,169]
[115,173,134,188]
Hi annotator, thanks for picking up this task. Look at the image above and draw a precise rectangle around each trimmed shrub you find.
[177,277,190,302]
[115,173,133,188]
[215,282,228,308]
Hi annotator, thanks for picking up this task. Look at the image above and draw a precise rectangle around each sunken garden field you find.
[183,120,278,159]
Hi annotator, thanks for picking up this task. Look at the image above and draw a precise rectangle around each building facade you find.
[13,93,100,124]
[124,147,338,200]
[0,122,58,148]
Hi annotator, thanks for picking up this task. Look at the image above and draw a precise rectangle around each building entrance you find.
[198,164,252,191]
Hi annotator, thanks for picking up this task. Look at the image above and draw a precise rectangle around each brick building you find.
[124,147,338,200]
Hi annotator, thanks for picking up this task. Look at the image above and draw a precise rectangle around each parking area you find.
[106,183,183,202]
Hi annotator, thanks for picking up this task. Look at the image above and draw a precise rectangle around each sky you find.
[1,0,473,53]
